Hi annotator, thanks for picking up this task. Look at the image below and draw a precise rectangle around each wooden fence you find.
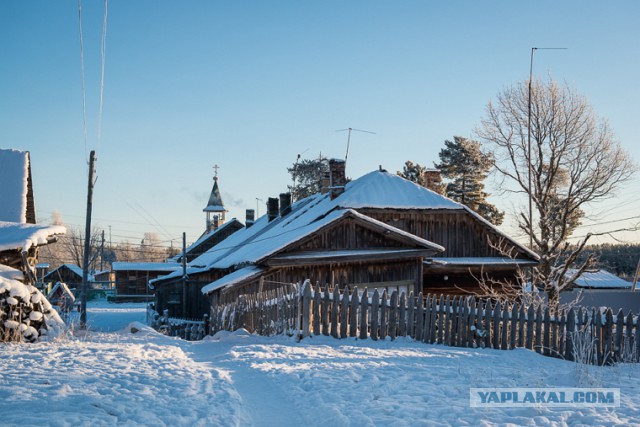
[209,281,640,365]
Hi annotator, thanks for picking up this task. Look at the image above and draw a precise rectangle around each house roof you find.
[169,218,243,263]
[43,264,87,281]
[334,170,462,210]
[47,281,76,301]
[0,149,34,223]
[427,257,539,267]
[569,269,631,289]
[201,266,265,294]
[112,262,182,272]
[0,221,66,252]
[203,177,226,213]
[0,264,23,281]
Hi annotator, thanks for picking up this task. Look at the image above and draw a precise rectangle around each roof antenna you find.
[336,127,375,166]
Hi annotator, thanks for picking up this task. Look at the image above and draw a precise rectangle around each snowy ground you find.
[1,300,639,426]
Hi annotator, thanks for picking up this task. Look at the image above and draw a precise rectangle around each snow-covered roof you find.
[201,266,265,294]
[47,281,76,302]
[569,269,632,289]
[427,257,539,266]
[0,221,66,252]
[170,219,243,262]
[44,264,92,282]
[207,209,442,271]
[0,149,31,223]
[0,264,23,281]
[112,262,182,272]
[335,170,462,210]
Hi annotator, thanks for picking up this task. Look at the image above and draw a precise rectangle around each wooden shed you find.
[43,264,85,291]
[112,262,181,302]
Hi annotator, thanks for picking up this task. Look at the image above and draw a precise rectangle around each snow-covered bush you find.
[0,276,65,343]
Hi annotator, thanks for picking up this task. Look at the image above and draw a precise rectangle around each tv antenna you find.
[336,127,375,165]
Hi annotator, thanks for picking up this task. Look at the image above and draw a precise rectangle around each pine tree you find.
[397,161,446,194]
[435,136,504,225]
[397,161,427,186]
[287,155,329,201]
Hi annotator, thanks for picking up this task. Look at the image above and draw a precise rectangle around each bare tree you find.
[477,78,637,304]
[139,232,167,262]
[39,223,103,272]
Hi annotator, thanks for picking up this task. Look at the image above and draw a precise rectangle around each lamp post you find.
[527,47,567,250]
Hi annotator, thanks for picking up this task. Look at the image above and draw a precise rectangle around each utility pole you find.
[181,232,187,317]
[100,229,105,272]
[80,150,96,329]
[632,258,640,292]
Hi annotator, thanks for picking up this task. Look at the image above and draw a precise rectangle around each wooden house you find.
[43,264,85,292]
[112,262,181,302]
[153,160,538,320]
[0,149,65,285]
[331,169,538,295]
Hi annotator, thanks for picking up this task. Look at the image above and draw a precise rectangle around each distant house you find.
[112,262,181,302]
[42,264,86,291]
[0,149,65,284]
[568,269,632,290]
[153,160,538,320]
[560,269,639,313]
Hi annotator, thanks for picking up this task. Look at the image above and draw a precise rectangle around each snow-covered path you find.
[1,301,639,426]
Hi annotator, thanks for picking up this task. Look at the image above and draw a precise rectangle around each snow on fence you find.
[210,280,640,365]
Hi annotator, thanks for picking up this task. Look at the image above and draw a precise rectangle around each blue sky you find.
[1,1,639,246]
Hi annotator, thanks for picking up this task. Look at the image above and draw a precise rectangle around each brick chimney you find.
[245,209,255,228]
[320,170,331,195]
[267,197,279,221]
[423,169,446,195]
[279,193,292,216]
[329,159,346,199]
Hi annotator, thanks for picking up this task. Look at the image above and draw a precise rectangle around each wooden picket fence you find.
[210,280,640,365]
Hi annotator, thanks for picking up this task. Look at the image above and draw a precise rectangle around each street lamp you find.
[527,47,567,250]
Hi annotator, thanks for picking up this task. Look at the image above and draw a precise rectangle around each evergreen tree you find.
[397,161,446,194]
[435,136,504,225]
[397,161,427,186]
[287,155,329,201]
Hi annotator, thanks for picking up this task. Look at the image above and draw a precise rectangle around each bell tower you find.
[203,165,226,232]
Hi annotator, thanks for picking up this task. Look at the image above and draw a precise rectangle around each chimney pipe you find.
[245,209,255,228]
[279,193,292,216]
[267,197,279,221]
[320,171,330,195]
[329,159,346,199]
